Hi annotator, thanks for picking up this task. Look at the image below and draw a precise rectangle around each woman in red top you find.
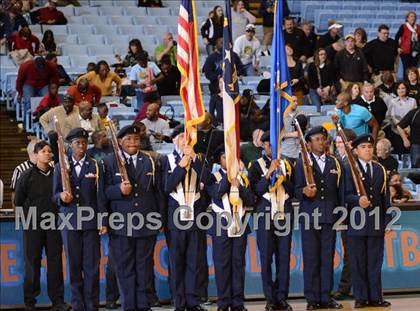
[8,26,40,56]
[396,11,420,72]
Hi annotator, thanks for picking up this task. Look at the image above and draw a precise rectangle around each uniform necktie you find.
[74,161,81,177]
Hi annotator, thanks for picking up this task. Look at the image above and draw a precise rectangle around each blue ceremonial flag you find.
[269,0,294,161]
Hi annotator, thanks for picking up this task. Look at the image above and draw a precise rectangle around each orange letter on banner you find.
[207,236,214,276]
[154,239,168,278]
[290,241,296,271]
[100,247,107,279]
[248,236,261,273]
[384,231,396,268]
[0,244,18,282]
[400,230,420,268]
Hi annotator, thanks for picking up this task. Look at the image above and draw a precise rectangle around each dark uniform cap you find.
[305,126,328,142]
[242,89,254,99]
[213,145,225,163]
[351,133,374,149]
[66,127,89,142]
[171,124,185,139]
[261,131,270,143]
[117,125,140,139]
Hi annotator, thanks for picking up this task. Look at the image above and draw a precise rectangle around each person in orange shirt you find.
[67,79,102,106]
[77,61,122,96]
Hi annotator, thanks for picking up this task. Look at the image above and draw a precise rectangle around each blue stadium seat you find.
[142,25,169,37]
[93,25,118,35]
[105,35,131,45]
[112,44,128,56]
[87,45,114,56]
[83,15,108,25]
[141,35,158,46]
[54,34,78,44]
[299,105,318,115]
[156,16,178,26]
[147,7,172,16]
[113,0,136,7]
[41,25,67,34]
[67,16,85,24]
[117,26,144,36]
[108,16,133,25]
[68,25,93,35]
[95,55,117,65]
[57,56,71,68]
[75,7,99,16]
[59,6,74,16]
[70,55,97,68]
[123,7,148,16]
[61,44,88,56]
[99,7,124,16]
[78,34,105,45]
[132,16,157,25]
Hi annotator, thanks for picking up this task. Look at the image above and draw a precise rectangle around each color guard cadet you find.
[206,145,255,311]
[345,134,391,309]
[294,126,344,310]
[15,141,70,311]
[162,125,208,311]
[248,131,294,311]
[103,125,160,311]
[53,128,107,311]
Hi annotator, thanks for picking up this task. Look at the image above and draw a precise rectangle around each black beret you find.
[66,127,89,142]
[170,124,184,139]
[261,131,270,143]
[63,94,74,102]
[213,145,225,163]
[305,126,328,142]
[242,89,254,99]
[351,134,374,149]
[117,125,140,139]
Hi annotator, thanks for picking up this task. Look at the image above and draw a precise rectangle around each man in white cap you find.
[233,24,261,76]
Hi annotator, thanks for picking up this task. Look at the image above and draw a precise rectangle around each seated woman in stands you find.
[8,26,40,56]
[389,171,413,204]
[39,30,61,56]
[77,60,122,96]
[345,82,361,101]
[115,38,144,67]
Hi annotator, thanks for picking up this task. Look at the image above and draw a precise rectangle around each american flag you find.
[177,0,205,146]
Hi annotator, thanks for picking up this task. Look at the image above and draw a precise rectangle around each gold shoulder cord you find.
[92,158,99,191]
[330,155,341,187]
[373,161,387,193]
[148,154,156,184]
[284,158,292,177]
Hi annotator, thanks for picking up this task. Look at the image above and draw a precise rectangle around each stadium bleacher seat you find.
[99,7,124,16]
[68,24,93,35]
[70,55,97,69]
[67,16,85,25]
[117,26,144,36]
[93,25,118,35]
[147,7,172,16]
[83,16,108,25]
[112,44,128,56]
[78,34,105,45]
[87,45,115,56]
[60,6,75,17]
[132,16,157,25]
[61,44,88,56]
[156,16,178,26]
[106,35,131,46]
[57,56,71,68]
[113,0,136,7]
[75,6,99,16]
[108,16,134,26]
[122,7,148,16]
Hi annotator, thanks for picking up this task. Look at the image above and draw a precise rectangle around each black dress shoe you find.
[232,307,248,311]
[105,301,119,309]
[369,300,391,307]
[276,300,293,311]
[266,303,277,311]
[52,302,71,311]
[174,308,185,311]
[24,304,35,311]
[306,302,318,310]
[319,299,343,309]
[187,306,207,311]
[332,291,350,301]
[354,301,368,308]
[217,307,229,311]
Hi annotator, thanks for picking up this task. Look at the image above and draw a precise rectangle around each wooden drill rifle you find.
[294,117,316,186]
[106,121,130,183]
[54,116,72,196]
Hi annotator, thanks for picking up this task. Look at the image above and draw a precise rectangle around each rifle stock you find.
[335,122,368,197]
[54,116,72,196]
[106,121,130,183]
[294,117,316,185]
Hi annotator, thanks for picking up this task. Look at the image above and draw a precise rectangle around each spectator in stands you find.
[387,82,417,154]
[281,96,307,163]
[286,43,305,105]
[137,0,162,7]
[87,129,112,162]
[231,0,256,42]
[233,23,261,76]
[239,89,268,140]
[141,102,170,147]
[154,32,177,66]
[134,95,164,122]
[115,38,143,68]
[31,0,67,25]
[259,0,274,54]
[398,105,420,168]
[209,77,223,127]
[8,25,40,55]
[354,27,367,50]
[376,138,399,173]
[10,139,38,209]
[16,56,59,107]
[333,92,379,139]
[307,47,336,111]
[20,0,33,24]
[39,30,60,56]
[0,6,28,39]
[77,60,122,96]
[132,121,153,151]
[283,16,306,61]
[33,82,60,120]
[301,21,317,60]
[194,112,224,163]
[335,34,369,91]
[67,78,102,106]
[201,5,224,56]
[0,179,3,209]
[395,11,420,73]
[97,103,111,128]
[240,128,263,167]
[39,94,78,160]
[157,54,181,96]
[203,37,244,95]
[45,53,71,86]
[316,20,342,61]
[389,171,413,203]
[130,51,164,111]
[405,66,420,105]
[353,83,388,127]
[86,62,96,73]
[364,25,399,87]
[55,0,80,6]
[256,71,270,94]
[378,71,397,98]
[63,100,103,138]
[346,82,361,101]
